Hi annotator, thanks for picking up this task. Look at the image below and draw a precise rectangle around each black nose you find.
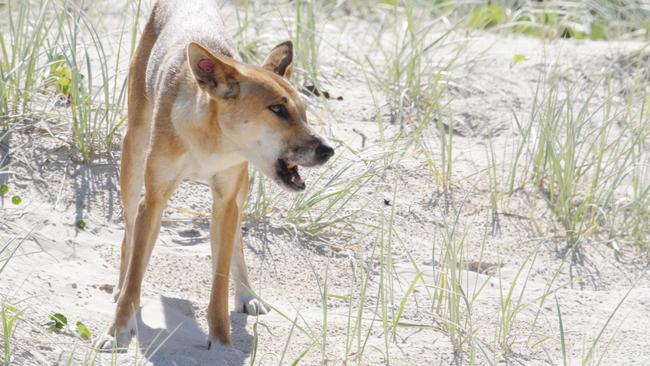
[316,144,334,162]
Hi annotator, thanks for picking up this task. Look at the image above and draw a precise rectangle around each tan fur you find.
[97,0,334,352]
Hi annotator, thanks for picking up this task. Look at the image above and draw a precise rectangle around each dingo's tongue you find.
[287,162,305,189]
[291,174,304,186]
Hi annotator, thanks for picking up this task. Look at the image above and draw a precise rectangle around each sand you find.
[1,1,650,365]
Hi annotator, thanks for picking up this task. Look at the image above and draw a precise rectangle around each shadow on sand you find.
[135,296,253,366]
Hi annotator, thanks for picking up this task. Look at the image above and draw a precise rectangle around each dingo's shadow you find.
[135,296,252,366]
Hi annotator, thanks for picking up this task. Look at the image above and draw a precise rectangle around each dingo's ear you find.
[262,41,293,80]
[187,42,240,98]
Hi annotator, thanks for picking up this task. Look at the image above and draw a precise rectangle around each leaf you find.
[76,219,87,229]
[46,313,68,331]
[0,184,8,195]
[4,305,21,320]
[76,321,92,339]
[11,195,21,205]
[556,295,568,366]
[48,56,74,98]
[513,54,526,63]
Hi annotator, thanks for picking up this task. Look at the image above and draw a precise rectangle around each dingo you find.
[96,0,334,351]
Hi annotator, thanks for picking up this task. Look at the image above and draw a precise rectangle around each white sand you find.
[1,2,650,365]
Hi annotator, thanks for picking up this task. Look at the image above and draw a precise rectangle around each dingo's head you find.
[187,41,334,191]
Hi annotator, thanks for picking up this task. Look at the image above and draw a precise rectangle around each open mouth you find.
[275,158,305,191]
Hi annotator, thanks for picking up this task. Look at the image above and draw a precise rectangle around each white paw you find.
[94,330,131,353]
[235,296,269,315]
[94,319,135,353]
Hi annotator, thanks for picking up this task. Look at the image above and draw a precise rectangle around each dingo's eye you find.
[269,104,288,119]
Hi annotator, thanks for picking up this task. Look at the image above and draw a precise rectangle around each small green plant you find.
[555,295,568,366]
[44,312,92,341]
[75,321,92,340]
[427,203,490,362]
[485,138,502,235]
[496,250,538,352]
[512,54,526,63]
[0,0,54,121]
[2,303,24,366]
[76,219,87,230]
[47,55,74,100]
[10,196,21,206]
[45,312,68,331]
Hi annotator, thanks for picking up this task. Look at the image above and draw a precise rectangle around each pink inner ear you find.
[198,58,214,73]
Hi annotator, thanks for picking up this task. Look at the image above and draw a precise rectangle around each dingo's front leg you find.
[229,175,268,315]
[232,234,269,315]
[207,164,254,348]
[97,158,178,352]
